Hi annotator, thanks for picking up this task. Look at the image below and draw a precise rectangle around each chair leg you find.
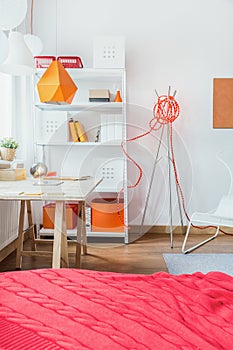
[61,202,69,268]
[16,200,26,269]
[76,203,82,268]
[26,200,36,251]
[182,223,220,254]
[81,201,87,255]
[76,201,87,268]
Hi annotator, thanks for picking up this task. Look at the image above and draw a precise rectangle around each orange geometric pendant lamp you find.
[37,60,78,104]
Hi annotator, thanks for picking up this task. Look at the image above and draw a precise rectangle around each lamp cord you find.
[56,0,58,57]
[30,0,34,34]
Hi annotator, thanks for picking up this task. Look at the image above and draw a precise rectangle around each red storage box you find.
[91,198,124,232]
[34,56,56,68]
[57,56,83,68]
[43,202,78,229]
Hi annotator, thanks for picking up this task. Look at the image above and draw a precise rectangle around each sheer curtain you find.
[0,73,13,138]
[0,74,35,251]
[0,73,20,251]
[11,76,35,170]
[0,73,35,167]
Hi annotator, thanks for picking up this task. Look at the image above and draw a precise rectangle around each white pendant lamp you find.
[0,0,27,30]
[24,33,43,56]
[0,31,35,75]
[0,30,8,64]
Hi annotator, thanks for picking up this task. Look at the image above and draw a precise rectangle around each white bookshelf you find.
[33,68,128,243]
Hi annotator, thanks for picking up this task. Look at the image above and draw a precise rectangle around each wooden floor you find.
[0,232,232,274]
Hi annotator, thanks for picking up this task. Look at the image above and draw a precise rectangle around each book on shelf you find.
[89,89,110,102]
[68,118,88,142]
[68,118,79,142]
[75,121,88,142]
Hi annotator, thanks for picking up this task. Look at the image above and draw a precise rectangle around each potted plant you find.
[0,137,19,161]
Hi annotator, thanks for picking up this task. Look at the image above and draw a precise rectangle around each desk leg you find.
[76,203,82,268]
[16,200,26,269]
[76,201,87,268]
[61,202,69,268]
[26,200,36,251]
[81,201,87,255]
[53,201,69,268]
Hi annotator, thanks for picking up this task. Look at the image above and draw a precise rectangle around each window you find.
[0,72,12,139]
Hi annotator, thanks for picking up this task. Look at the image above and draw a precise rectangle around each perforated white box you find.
[93,36,125,68]
[36,111,67,144]
[95,157,124,191]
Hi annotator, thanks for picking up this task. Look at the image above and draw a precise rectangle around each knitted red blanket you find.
[0,269,233,349]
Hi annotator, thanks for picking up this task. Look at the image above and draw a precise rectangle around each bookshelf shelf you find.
[35,68,124,81]
[39,227,125,238]
[36,142,122,147]
[34,68,128,243]
[35,102,123,113]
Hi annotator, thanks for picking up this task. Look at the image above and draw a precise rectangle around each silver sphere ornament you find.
[30,162,48,178]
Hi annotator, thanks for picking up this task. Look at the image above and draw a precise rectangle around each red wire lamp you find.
[121,91,180,193]
[118,89,181,232]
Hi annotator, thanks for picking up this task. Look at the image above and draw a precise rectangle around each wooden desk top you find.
[0,177,102,201]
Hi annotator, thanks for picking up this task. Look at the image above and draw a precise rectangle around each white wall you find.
[33,0,233,227]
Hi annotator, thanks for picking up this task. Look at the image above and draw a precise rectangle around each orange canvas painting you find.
[213,78,233,128]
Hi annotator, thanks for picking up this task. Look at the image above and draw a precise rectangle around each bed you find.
[0,269,233,350]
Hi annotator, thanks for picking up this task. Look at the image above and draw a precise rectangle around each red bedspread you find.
[0,269,233,350]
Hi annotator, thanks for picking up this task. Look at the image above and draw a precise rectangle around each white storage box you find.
[93,36,125,68]
[36,111,67,144]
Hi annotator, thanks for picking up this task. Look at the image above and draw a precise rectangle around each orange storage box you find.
[91,198,124,232]
[43,203,78,229]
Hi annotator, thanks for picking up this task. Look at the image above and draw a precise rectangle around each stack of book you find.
[68,118,88,142]
[0,160,26,181]
[0,159,24,169]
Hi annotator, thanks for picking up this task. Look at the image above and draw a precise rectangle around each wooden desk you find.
[0,178,102,269]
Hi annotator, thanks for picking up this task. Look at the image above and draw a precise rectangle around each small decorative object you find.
[30,162,48,178]
[89,89,110,102]
[34,55,56,68]
[0,137,18,161]
[95,127,101,143]
[30,162,48,184]
[114,90,122,102]
[93,36,125,68]
[57,56,83,68]
[37,60,78,104]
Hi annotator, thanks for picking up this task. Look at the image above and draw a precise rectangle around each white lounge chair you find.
[182,195,233,254]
